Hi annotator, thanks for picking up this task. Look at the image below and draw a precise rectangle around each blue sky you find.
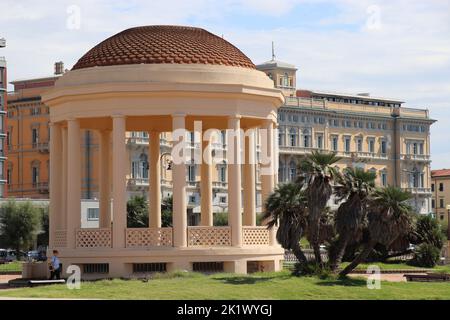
[1,0,449,168]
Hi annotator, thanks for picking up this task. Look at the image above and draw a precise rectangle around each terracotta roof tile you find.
[432,169,450,178]
[72,25,255,70]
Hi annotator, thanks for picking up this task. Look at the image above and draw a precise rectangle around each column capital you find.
[228,114,242,120]
[66,117,79,122]
[172,112,186,118]
[111,114,126,119]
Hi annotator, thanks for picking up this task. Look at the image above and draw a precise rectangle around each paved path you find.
[349,272,427,282]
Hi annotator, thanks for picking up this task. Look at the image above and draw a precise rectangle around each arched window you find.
[278,161,285,182]
[289,161,297,181]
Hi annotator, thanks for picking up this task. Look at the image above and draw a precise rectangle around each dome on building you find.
[72,25,256,70]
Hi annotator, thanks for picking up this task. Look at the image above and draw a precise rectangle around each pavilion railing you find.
[54,229,67,248]
[76,228,112,248]
[187,226,231,246]
[242,226,270,246]
[126,228,173,248]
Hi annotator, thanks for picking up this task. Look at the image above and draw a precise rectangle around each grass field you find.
[0,261,22,273]
[1,270,450,300]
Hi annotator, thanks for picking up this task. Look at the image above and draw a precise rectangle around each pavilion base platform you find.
[54,246,284,280]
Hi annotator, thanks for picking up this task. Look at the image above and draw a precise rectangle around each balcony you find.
[349,151,388,160]
[403,187,432,195]
[401,154,431,162]
[36,142,49,153]
[212,181,227,190]
[126,136,149,145]
[127,178,149,187]
[279,146,324,155]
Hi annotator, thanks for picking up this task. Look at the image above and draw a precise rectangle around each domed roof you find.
[72,25,256,70]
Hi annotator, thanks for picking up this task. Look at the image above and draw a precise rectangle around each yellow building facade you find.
[431,169,450,227]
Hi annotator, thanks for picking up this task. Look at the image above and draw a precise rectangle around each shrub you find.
[410,243,440,268]
[214,212,228,226]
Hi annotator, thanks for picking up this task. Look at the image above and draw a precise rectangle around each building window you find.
[188,164,196,182]
[219,166,226,182]
[440,198,444,208]
[317,135,323,149]
[6,168,11,185]
[278,131,284,146]
[131,153,148,179]
[32,128,39,148]
[439,183,444,192]
[368,139,375,153]
[220,196,227,203]
[289,129,297,147]
[344,137,351,153]
[189,195,196,204]
[32,166,39,186]
[432,199,435,209]
[440,214,445,221]
[303,135,310,148]
[431,183,434,192]
[332,136,338,151]
[87,208,99,221]
[289,161,296,181]
[356,138,362,152]
[381,172,387,187]
[381,140,387,154]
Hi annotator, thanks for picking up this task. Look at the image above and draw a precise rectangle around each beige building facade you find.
[256,59,435,214]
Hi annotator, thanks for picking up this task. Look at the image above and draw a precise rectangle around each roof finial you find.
[271,41,276,60]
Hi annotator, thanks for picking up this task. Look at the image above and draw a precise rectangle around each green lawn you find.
[0,261,23,273]
[1,270,450,300]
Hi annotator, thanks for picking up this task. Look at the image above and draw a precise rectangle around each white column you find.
[99,130,111,229]
[67,119,81,249]
[243,129,256,226]
[261,119,276,246]
[49,123,62,247]
[228,116,242,247]
[172,114,187,247]
[61,127,67,230]
[112,115,127,248]
[149,131,161,228]
[200,136,213,226]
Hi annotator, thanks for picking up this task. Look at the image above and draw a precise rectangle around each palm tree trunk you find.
[330,234,350,271]
[292,243,308,266]
[311,225,322,265]
[339,240,377,277]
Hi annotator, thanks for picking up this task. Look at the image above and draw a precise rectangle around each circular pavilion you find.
[42,25,285,279]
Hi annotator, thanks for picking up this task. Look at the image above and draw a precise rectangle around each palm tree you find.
[299,151,341,264]
[263,183,309,265]
[340,186,414,276]
[329,167,376,270]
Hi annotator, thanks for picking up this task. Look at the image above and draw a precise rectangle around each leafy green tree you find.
[36,206,49,247]
[0,200,41,256]
[329,167,376,270]
[340,187,415,276]
[411,214,445,249]
[299,151,341,264]
[161,195,173,227]
[127,195,149,228]
[263,183,309,265]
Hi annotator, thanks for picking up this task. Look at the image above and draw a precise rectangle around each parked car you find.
[3,249,26,262]
[0,249,7,264]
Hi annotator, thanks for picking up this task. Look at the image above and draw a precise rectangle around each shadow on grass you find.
[213,274,291,285]
[315,276,367,287]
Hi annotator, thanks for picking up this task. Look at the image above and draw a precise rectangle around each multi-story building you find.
[256,58,435,214]
[431,169,450,227]
[7,62,101,199]
[0,38,7,197]
[7,57,435,218]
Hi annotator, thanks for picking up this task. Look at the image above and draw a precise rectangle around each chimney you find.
[54,61,64,75]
